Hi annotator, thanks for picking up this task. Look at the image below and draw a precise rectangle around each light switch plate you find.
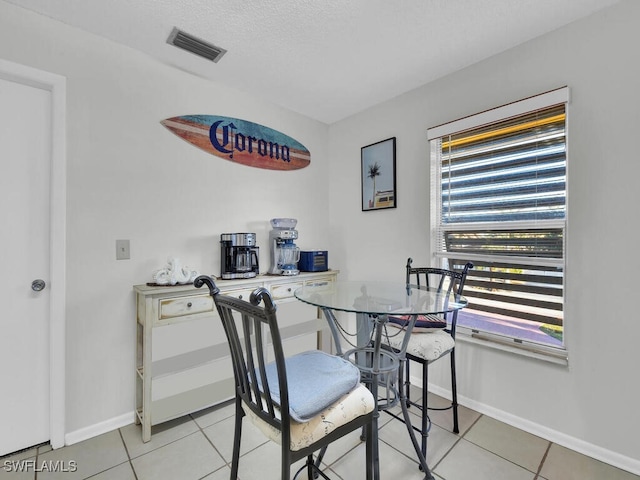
[116,239,130,260]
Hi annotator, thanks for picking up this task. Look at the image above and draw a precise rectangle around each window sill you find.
[457,329,569,366]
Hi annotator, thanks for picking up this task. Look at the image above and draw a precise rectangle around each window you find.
[428,88,568,360]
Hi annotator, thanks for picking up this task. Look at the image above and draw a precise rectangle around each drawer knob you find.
[187,302,193,308]
[287,288,292,292]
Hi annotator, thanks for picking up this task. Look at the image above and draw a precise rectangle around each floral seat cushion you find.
[244,383,375,451]
[386,329,455,363]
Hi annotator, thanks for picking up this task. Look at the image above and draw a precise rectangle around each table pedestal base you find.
[321,309,437,480]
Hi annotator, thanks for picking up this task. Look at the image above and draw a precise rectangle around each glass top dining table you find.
[294,280,467,480]
[294,280,467,318]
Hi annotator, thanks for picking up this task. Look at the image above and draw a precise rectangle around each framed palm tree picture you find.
[361,137,396,211]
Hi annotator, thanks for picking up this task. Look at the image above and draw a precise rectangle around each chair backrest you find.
[194,276,293,442]
[405,258,473,335]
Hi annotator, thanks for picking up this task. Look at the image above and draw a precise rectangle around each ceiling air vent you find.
[167,27,227,63]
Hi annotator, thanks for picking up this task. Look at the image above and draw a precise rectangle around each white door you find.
[0,76,52,455]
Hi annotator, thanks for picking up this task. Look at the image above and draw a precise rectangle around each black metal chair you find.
[194,275,375,480]
[385,258,472,462]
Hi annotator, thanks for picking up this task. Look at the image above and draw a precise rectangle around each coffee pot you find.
[235,248,256,272]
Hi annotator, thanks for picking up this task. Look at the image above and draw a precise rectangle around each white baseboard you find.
[426,381,640,476]
[64,411,136,446]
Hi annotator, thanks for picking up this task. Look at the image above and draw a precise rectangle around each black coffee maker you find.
[220,233,259,279]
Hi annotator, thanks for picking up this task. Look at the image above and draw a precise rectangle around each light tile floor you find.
[2,391,638,480]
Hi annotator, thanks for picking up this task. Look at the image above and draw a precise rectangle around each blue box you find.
[298,251,328,272]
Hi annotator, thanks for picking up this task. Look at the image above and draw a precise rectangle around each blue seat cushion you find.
[260,350,361,422]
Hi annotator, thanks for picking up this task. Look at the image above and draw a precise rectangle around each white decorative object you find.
[153,257,199,285]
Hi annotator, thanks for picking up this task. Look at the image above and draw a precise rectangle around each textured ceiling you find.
[5,0,620,124]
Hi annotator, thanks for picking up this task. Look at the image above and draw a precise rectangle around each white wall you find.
[0,1,330,436]
[328,0,640,472]
[3,0,639,472]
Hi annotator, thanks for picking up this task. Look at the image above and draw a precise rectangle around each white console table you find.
[134,270,337,442]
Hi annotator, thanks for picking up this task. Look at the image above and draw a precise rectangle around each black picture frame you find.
[361,137,396,211]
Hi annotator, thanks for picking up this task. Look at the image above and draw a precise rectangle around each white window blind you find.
[428,88,568,355]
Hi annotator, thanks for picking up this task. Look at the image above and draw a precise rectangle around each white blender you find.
[268,218,300,275]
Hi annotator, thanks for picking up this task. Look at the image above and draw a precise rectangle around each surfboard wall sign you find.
[161,115,311,171]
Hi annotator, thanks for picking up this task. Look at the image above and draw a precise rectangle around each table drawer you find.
[271,282,304,300]
[222,288,257,302]
[304,277,334,289]
[159,294,214,320]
